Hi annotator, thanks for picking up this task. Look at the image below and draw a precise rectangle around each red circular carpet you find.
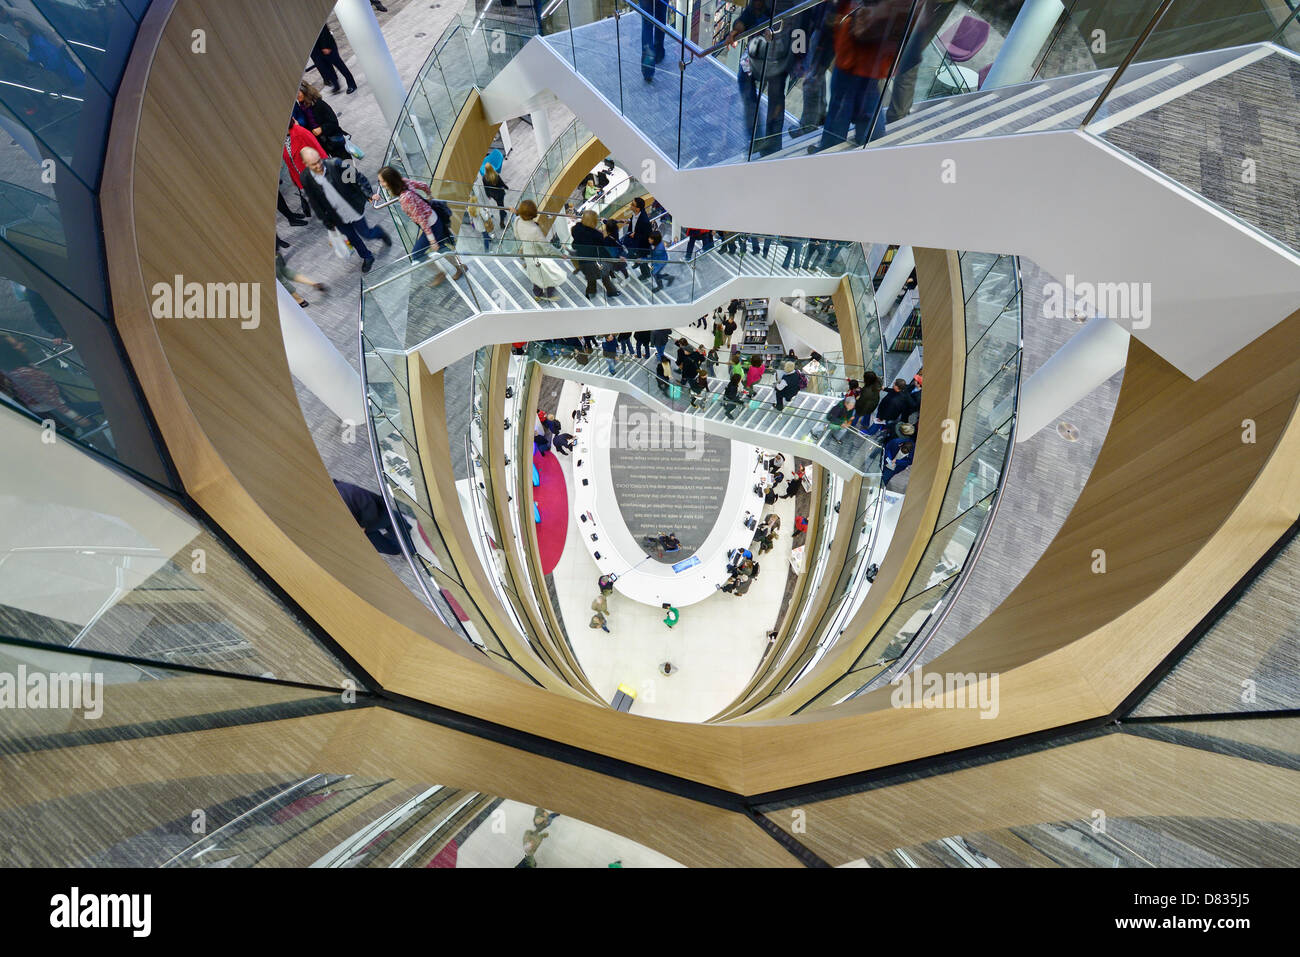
[532,450,569,575]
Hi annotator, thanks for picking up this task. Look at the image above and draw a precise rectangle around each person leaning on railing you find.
[826,393,856,442]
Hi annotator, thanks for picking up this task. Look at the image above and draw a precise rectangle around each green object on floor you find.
[608,860,623,868]
[663,606,679,628]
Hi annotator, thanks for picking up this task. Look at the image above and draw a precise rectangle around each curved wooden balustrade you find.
[100,0,1300,798]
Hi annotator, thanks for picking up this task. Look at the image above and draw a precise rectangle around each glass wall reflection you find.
[0,0,170,485]
[0,403,358,686]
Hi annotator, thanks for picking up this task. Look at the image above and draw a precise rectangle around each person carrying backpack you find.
[375,166,466,285]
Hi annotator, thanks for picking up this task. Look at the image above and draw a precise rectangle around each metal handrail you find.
[361,226,854,296]
[530,345,884,425]
[373,192,591,221]
[1079,0,1175,127]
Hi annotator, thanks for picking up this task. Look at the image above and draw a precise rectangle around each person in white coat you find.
[514,199,567,300]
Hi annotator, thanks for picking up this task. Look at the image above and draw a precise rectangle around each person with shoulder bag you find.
[375,166,466,286]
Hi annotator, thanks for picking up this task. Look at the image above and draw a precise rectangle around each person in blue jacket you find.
[881,437,914,487]
[648,230,675,292]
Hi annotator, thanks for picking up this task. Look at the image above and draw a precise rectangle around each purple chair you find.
[941,15,990,63]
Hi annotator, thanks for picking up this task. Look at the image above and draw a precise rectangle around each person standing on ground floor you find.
[276,251,327,307]
[333,479,400,555]
[712,316,729,349]
[298,148,391,273]
[311,24,356,95]
[294,82,350,159]
[284,121,326,195]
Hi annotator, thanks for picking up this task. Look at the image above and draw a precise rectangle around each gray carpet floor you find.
[1103,52,1300,255]
[913,256,1123,668]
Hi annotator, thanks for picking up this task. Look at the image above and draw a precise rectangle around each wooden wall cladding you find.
[762,731,1300,865]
